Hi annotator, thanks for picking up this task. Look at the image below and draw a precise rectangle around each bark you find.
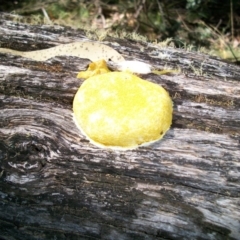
[0,13,240,240]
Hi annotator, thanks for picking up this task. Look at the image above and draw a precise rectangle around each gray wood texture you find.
[0,13,240,240]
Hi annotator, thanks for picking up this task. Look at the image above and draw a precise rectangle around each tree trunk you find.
[0,13,239,240]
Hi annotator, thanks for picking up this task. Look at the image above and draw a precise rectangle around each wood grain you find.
[0,13,239,240]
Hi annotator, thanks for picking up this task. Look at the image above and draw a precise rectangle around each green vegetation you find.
[1,0,240,63]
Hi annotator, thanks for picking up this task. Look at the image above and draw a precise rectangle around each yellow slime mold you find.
[77,59,111,79]
[73,60,173,150]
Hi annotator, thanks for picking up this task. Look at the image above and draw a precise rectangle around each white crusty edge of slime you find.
[107,60,152,74]
[0,41,125,62]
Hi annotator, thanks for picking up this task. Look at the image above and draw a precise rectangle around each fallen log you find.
[0,12,239,240]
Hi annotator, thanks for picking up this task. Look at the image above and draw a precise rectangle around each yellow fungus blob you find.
[73,62,173,150]
[77,60,111,79]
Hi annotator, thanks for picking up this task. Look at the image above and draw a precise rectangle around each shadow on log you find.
[0,13,240,240]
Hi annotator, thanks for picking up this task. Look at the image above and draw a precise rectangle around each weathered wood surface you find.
[0,13,240,240]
